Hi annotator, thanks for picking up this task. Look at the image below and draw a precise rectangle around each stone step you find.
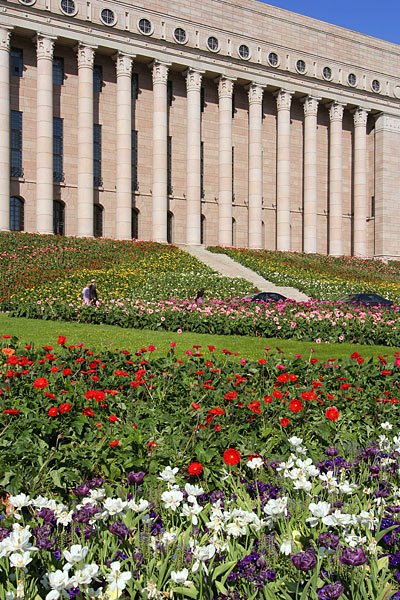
[178,245,310,302]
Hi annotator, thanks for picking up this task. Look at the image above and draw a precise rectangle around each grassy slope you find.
[1,313,399,362]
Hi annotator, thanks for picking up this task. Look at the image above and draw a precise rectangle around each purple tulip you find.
[318,532,340,550]
[291,549,317,571]
[127,470,146,485]
[317,582,345,599]
[339,547,367,566]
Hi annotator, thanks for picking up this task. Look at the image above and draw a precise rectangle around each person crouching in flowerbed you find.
[82,283,90,306]
[89,280,100,306]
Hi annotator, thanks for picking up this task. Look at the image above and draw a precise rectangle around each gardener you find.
[195,288,205,305]
[89,280,98,306]
[82,284,90,305]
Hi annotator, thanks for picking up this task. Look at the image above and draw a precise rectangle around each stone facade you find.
[1,0,400,258]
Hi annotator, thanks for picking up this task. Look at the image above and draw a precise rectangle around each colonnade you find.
[0,27,371,255]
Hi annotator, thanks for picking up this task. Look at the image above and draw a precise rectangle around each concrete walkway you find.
[179,245,309,302]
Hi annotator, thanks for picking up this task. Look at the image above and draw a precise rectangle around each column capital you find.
[0,27,13,52]
[185,68,204,92]
[75,44,96,69]
[151,60,170,85]
[217,76,235,99]
[352,106,369,127]
[302,95,321,117]
[328,101,346,122]
[34,34,56,60]
[275,89,293,111]
[247,82,264,105]
[114,53,134,77]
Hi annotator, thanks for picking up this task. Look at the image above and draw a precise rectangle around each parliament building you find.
[1,0,400,259]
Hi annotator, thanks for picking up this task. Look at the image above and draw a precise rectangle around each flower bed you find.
[5,296,400,346]
[209,247,400,302]
[1,336,400,598]
[0,232,249,305]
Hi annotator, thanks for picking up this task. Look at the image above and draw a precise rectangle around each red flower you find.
[248,401,261,414]
[187,462,203,476]
[289,399,303,413]
[264,395,273,403]
[325,406,340,422]
[86,390,106,402]
[82,407,95,417]
[280,417,290,427]
[224,391,238,401]
[208,407,225,416]
[109,440,120,447]
[223,448,241,466]
[108,415,118,423]
[33,377,49,389]
[191,402,200,410]
[277,373,289,383]
[57,336,66,346]
[62,368,72,377]
[59,403,72,414]
[47,406,59,417]
[3,409,20,415]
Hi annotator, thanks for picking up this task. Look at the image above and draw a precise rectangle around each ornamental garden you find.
[1,231,400,599]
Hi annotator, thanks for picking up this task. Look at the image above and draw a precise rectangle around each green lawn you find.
[1,313,399,361]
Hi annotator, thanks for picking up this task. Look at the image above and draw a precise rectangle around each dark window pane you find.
[93,65,103,93]
[10,48,23,77]
[131,73,139,100]
[131,130,138,192]
[167,80,173,107]
[94,205,103,237]
[132,208,139,239]
[53,57,64,85]
[93,124,102,187]
[53,201,65,235]
[10,197,24,231]
[167,136,172,195]
[200,141,204,198]
[10,110,23,178]
[53,117,64,182]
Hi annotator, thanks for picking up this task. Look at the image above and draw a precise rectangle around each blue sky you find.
[261,1,400,44]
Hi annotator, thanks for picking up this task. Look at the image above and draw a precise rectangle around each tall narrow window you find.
[167,211,173,243]
[167,136,172,195]
[53,57,64,85]
[53,200,65,235]
[232,92,235,118]
[200,141,205,198]
[132,208,139,239]
[53,117,64,182]
[10,48,23,77]
[371,195,375,218]
[93,124,102,187]
[131,130,138,192]
[10,196,24,231]
[131,73,139,100]
[93,65,103,93]
[200,87,205,113]
[231,146,235,201]
[93,204,103,237]
[167,80,173,107]
[10,110,23,178]
[200,214,205,245]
